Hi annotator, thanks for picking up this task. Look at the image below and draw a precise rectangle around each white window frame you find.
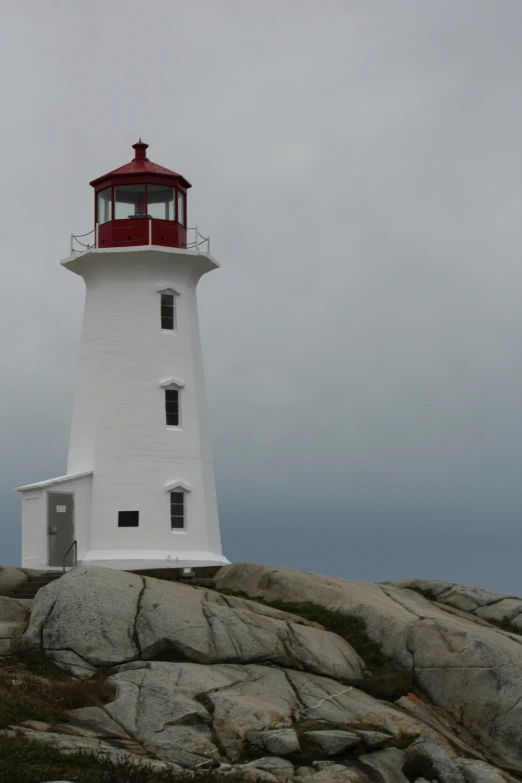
[164,480,191,534]
[177,189,186,227]
[170,490,186,531]
[164,386,181,429]
[157,286,179,333]
[160,378,185,430]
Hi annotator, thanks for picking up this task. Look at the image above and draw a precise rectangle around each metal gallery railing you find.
[186,227,210,254]
[70,223,210,255]
[70,228,96,255]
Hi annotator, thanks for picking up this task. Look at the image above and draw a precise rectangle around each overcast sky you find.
[1,0,521,592]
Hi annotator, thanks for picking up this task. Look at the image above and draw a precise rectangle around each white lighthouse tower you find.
[18,141,229,573]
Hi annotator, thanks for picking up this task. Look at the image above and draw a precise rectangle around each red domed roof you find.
[90,140,191,189]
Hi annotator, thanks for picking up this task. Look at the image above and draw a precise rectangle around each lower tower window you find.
[118,510,139,527]
[170,492,185,529]
[165,389,179,426]
[161,292,175,330]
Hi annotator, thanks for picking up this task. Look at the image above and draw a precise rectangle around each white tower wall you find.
[60,245,226,570]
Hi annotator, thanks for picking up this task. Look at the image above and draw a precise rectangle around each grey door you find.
[47,492,75,567]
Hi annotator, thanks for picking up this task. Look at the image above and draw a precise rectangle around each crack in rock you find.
[132,576,146,659]
[416,662,522,673]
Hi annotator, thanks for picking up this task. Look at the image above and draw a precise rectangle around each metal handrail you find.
[186,226,210,254]
[62,540,77,573]
[71,228,96,255]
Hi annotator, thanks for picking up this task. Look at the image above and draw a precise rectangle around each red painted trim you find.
[97,219,187,249]
[89,142,191,250]
[93,174,189,193]
[90,141,191,190]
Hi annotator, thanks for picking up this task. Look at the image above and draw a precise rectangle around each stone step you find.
[12,574,64,599]
[18,584,58,594]
[27,572,63,581]
[12,590,40,599]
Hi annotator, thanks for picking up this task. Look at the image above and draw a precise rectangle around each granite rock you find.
[0,595,32,654]
[215,563,522,771]
[23,566,365,684]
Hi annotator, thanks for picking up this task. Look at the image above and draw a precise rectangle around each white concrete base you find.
[80,550,230,570]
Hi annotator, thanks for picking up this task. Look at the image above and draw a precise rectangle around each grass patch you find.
[216,590,414,701]
[270,600,414,701]
[0,734,201,783]
[0,653,114,730]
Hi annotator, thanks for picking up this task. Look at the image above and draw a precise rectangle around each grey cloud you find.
[1,0,521,588]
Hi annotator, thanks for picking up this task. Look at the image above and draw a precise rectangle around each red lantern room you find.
[89,140,191,250]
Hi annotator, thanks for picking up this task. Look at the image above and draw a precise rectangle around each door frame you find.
[46,491,76,568]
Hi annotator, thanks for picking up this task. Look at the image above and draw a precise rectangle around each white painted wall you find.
[61,246,227,569]
[19,474,92,570]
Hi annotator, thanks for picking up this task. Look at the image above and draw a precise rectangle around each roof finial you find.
[132,139,149,161]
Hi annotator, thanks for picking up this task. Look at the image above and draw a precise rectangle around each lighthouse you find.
[17,141,229,574]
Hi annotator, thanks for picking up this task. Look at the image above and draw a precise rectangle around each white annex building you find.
[17,140,229,573]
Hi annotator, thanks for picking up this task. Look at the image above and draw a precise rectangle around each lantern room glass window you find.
[114,184,147,219]
[148,185,175,220]
[177,191,186,226]
[97,188,112,224]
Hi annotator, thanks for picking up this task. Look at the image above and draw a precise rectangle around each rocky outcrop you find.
[214,563,522,773]
[0,566,37,596]
[22,566,365,684]
[0,595,32,655]
[388,579,522,632]
[1,563,521,781]
[360,748,409,783]
[102,661,429,765]
[4,659,515,780]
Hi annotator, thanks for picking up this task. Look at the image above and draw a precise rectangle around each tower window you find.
[177,190,186,226]
[170,492,185,529]
[114,184,147,219]
[118,510,139,527]
[165,389,179,426]
[97,188,112,225]
[148,185,175,220]
[161,292,175,330]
